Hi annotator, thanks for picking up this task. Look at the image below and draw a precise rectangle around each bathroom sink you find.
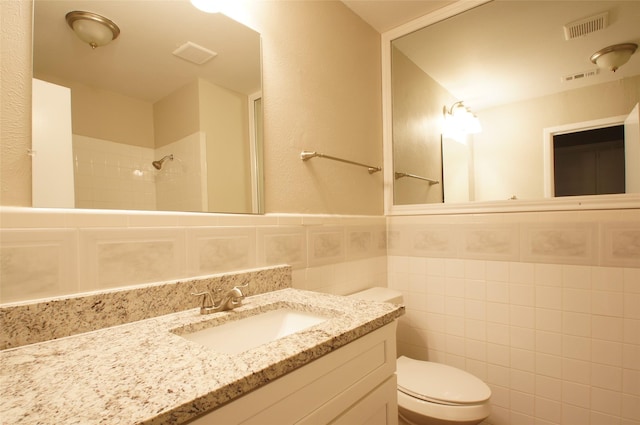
[176,308,330,354]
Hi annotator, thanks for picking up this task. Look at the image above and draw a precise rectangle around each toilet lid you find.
[396,356,491,405]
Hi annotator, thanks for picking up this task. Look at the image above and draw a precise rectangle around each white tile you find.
[592,315,625,342]
[486,260,509,282]
[592,363,623,391]
[465,279,486,300]
[536,331,562,356]
[464,259,486,279]
[624,293,640,319]
[256,226,307,269]
[465,299,486,320]
[592,267,625,292]
[0,229,79,302]
[536,353,562,378]
[563,358,591,384]
[510,390,535,415]
[487,302,510,324]
[461,224,519,261]
[592,290,625,317]
[601,222,640,268]
[622,344,640,370]
[562,381,591,408]
[487,343,510,366]
[186,227,256,275]
[487,281,509,303]
[521,223,597,266]
[535,375,562,400]
[307,226,345,266]
[509,262,535,285]
[562,312,592,337]
[510,305,535,329]
[534,263,563,286]
[591,387,622,416]
[623,369,640,396]
[510,347,535,372]
[592,339,623,367]
[80,228,186,290]
[535,396,562,424]
[535,286,562,310]
[510,369,535,394]
[562,335,591,361]
[536,308,562,333]
[624,319,640,344]
[510,326,535,350]
[621,394,640,422]
[510,284,535,306]
[562,288,591,313]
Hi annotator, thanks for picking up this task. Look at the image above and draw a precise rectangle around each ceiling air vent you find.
[563,11,608,40]
[561,69,600,82]
[172,42,218,65]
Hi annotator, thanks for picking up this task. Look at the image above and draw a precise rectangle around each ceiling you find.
[345,0,640,112]
[341,0,453,33]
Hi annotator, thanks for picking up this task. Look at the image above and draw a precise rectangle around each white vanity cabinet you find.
[187,322,398,425]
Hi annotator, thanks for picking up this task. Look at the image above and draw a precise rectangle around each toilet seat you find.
[396,356,491,406]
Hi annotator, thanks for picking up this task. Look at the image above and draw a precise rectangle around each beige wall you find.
[0,0,384,215]
[392,47,453,205]
[153,79,200,148]
[0,0,32,206]
[473,74,640,202]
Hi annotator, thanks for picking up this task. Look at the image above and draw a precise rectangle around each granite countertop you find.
[0,288,404,425]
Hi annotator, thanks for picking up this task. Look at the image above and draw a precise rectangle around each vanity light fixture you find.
[590,43,637,72]
[65,11,120,49]
[442,101,482,140]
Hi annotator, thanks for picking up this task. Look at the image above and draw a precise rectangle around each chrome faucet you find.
[191,285,247,314]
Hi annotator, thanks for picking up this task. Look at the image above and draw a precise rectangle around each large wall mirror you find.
[32,0,263,214]
[383,0,640,214]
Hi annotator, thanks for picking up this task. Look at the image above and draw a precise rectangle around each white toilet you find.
[349,287,491,425]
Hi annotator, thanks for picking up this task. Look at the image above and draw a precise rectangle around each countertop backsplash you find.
[0,265,292,350]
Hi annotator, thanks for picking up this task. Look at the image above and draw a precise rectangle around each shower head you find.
[152,154,173,170]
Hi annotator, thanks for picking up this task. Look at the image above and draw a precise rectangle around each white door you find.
[624,103,640,193]
[32,78,75,207]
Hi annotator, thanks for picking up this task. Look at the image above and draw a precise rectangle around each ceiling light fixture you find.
[590,43,637,72]
[65,10,120,49]
[442,101,481,142]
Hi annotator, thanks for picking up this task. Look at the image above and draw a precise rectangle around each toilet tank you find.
[349,287,403,304]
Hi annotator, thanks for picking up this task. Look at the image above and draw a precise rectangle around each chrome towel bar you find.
[301,151,381,174]
[394,172,440,185]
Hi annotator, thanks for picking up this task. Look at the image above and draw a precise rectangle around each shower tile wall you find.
[73,135,156,210]
[388,209,640,425]
[0,208,386,303]
[72,133,207,212]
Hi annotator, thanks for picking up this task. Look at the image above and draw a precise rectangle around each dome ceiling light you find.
[590,43,638,72]
[65,11,120,49]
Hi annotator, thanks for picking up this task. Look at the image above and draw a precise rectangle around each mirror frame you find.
[381,0,640,215]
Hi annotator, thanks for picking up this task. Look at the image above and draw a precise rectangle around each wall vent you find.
[172,42,218,65]
[563,11,608,40]
[561,69,600,82]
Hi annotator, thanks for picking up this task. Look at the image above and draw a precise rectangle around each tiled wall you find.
[72,133,208,212]
[73,135,156,210]
[0,208,386,304]
[388,209,640,425]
